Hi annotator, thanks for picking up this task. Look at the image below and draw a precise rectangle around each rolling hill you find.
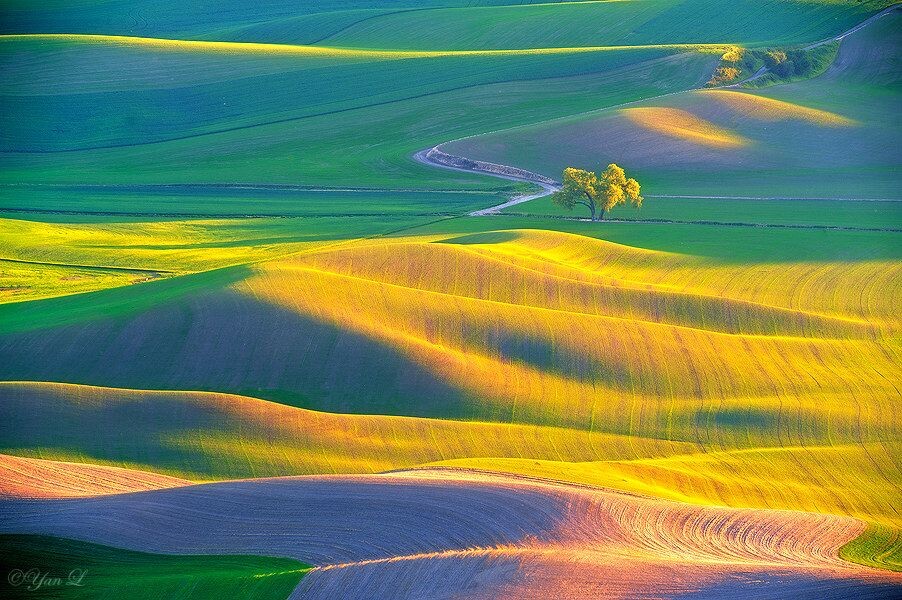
[1,1,900,597]
[441,8,902,199]
[1,471,899,599]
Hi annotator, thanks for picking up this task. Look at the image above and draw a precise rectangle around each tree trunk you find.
[597,209,605,221]
[584,192,597,221]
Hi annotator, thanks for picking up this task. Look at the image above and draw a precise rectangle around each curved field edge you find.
[1,472,898,598]
[0,453,192,498]
[1,380,899,572]
[0,34,737,58]
[3,0,893,48]
[0,534,311,600]
[841,523,902,572]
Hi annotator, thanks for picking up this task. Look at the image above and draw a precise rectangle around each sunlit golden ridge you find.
[0,33,732,59]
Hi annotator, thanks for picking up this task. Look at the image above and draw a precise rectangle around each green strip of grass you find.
[0,534,311,600]
[840,522,902,572]
[400,215,902,263]
[507,195,902,230]
[0,187,506,219]
[0,265,251,335]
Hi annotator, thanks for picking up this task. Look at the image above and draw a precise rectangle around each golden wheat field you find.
[4,226,900,576]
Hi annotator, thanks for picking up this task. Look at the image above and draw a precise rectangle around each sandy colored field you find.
[0,453,190,498]
[0,471,898,599]
[622,107,748,147]
[2,367,899,570]
[699,89,857,126]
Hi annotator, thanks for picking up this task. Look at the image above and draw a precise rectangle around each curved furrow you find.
[0,471,897,599]
[0,453,191,498]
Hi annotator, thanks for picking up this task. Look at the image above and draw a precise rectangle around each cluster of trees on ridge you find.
[706,43,839,87]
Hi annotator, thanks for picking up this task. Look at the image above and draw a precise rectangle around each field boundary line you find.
[0,256,174,274]
[498,212,902,232]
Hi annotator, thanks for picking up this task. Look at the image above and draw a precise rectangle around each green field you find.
[0,44,712,187]
[2,0,892,45]
[0,186,503,217]
[503,195,902,229]
[401,215,902,262]
[0,535,311,600]
[4,1,893,191]
[442,11,902,198]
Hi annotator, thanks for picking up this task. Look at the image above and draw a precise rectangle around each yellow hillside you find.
[621,107,748,147]
[699,89,857,126]
[3,228,899,568]
[239,228,900,567]
[241,230,898,431]
[0,217,325,302]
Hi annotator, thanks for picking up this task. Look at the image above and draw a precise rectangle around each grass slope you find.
[442,10,902,199]
[2,0,891,46]
[2,227,898,409]
[504,195,902,228]
[0,214,435,302]
[0,187,502,217]
[400,215,902,262]
[0,41,713,187]
[0,534,311,600]
[320,0,894,49]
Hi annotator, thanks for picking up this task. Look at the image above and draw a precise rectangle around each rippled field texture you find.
[1,1,900,599]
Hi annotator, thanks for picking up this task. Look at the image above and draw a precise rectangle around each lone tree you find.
[553,164,643,221]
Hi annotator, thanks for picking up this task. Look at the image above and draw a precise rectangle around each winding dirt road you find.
[413,146,560,215]
[413,147,560,214]
[730,3,900,87]
[414,147,901,230]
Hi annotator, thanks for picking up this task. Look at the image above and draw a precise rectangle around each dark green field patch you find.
[507,195,902,231]
[403,216,902,263]
[0,186,501,218]
[0,534,311,600]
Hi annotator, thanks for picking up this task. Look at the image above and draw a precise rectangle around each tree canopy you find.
[552,164,643,221]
